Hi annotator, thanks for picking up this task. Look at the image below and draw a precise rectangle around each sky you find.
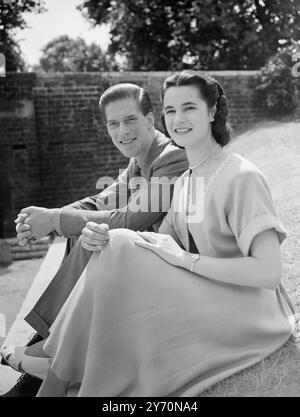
[15,0,110,67]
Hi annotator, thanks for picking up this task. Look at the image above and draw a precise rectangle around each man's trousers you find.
[24,236,93,338]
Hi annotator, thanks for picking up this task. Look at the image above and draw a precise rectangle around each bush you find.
[254,42,300,117]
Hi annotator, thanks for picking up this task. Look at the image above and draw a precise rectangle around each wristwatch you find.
[190,253,200,273]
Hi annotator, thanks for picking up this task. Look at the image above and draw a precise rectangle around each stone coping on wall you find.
[4,236,52,261]
[4,70,260,87]
[6,70,259,76]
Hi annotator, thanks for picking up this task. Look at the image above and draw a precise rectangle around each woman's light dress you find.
[44,151,295,396]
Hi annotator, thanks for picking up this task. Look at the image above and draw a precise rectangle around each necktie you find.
[128,161,142,199]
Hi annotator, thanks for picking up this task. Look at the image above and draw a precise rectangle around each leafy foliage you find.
[0,0,46,71]
[78,0,300,71]
[254,42,300,117]
[37,35,117,73]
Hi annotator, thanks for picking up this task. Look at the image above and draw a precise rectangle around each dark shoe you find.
[0,373,42,397]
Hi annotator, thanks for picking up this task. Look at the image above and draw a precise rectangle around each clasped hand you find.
[15,206,56,247]
[135,231,185,267]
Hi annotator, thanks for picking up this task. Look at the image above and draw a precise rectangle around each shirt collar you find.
[134,130,170,171]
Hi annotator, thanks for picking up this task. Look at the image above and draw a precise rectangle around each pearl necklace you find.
[189,143,221,170]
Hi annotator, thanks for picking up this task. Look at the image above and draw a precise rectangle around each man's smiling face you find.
[105,98,154,159]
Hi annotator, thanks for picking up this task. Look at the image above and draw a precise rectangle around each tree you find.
[0,0,46,71]
[37,35,117,72]
[78,0,300,70]
[254,41,300,116]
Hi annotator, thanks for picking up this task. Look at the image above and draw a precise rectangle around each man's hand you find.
[81,222,110,251]
[15,216,35,247]
[15,206,57,241]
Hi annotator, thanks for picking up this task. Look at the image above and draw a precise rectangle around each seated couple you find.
[1,71,295,397]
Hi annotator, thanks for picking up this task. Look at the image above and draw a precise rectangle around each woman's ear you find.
[209,106,217,122]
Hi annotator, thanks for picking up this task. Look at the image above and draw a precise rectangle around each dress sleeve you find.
[227,170,287,256]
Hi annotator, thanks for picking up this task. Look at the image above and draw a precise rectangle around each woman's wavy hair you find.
[161,71,231,147]
[99,83,153,123]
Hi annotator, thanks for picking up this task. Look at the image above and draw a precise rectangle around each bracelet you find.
[190,253,200,273]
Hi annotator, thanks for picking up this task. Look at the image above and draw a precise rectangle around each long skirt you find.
[44,229,295,397]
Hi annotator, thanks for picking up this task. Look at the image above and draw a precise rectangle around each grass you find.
[200,120,300,397]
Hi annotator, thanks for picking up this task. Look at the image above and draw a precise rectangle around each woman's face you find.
[163,85,214,149]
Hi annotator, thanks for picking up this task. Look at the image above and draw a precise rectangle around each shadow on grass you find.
[200,336,300,397]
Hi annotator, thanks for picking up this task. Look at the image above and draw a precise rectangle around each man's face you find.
[105,98,154,159]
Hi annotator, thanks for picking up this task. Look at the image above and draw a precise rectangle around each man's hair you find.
[99,83,153,123]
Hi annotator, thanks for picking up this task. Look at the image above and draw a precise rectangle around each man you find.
[0,83,188,396]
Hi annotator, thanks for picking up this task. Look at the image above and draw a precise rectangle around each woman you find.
[8,71,297,396]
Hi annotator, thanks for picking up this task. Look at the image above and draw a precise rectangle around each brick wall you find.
[0,71,266,237]
[0,73,40,237]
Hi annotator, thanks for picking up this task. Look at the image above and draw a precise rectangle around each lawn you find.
[200,120,300,397]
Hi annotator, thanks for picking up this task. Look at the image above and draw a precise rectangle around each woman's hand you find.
[81,222,110,251]
[135,231,186,267]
